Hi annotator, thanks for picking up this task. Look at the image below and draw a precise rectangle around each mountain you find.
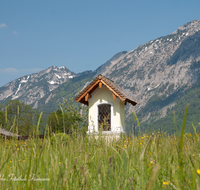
[31,70,94,112]
[0,66,75,106]
[106,20,200,113]
[93,51,127,77]
[0,51,126,112]
[30,52,128,112]
[1,20,200,133]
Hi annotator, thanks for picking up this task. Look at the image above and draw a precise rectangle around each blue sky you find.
[1,0,200,87]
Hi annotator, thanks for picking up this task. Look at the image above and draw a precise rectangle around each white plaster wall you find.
[87,86,125,133]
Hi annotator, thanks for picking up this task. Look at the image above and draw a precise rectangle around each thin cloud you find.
[21,68,43,73]
[0,68,44,87]
[12,31,17,34]
[0,23,7,28]
[0,68,43,74]
[0,68,19,73]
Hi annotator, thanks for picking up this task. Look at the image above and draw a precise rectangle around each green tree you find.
[48,96,88,134]
[4,100,35,135]
[48,109,63,133]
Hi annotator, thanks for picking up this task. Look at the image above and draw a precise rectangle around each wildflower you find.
[59,162,61,164]
[17,148,19,151]
[197,169,200,175]
[124,145,127,149]
[148,164,151,166]
[18,160,21,162]
[150,161,154,164]
[10,161,12,163]
[163,181,169,185]
[193,154,195,157]
[15,144,17,146]
[23,160,25,162]
[142,137,144,139]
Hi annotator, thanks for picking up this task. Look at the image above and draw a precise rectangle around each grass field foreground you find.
[0,130,200,189]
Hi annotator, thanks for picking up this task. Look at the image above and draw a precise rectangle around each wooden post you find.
[99,82,102,88]
[112,93,116,101]
[85,93,92,101]
[85,93,89,101]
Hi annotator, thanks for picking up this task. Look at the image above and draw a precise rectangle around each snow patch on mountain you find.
[15,84,21,95]
[48,81,58,85]
[0,65,76,105]
[59,66,66,69]
[55,74,61,79]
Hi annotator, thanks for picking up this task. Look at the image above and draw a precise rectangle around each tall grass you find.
[0,108,200,189]
[0,130,200,189]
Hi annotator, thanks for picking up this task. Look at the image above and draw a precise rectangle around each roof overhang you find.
[75,75,137,106]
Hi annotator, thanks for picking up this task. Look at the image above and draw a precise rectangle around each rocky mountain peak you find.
[172,20,200,35]
[1,20,200,127]
[104,20,200,118]
[93,51,128,77]
[0,65,76,106]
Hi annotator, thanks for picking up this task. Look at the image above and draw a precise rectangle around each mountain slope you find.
[93,51,127,77]
[136,75,200,134]
[0,66,75,106]
[104,20,200,122]
[32,70,93,113]
[1,20,200,133]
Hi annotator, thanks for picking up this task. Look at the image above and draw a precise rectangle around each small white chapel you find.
[75,74,137,136]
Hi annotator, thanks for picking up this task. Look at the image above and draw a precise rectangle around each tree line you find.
[0,97,88,136]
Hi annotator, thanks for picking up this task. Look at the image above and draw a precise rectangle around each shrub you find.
[50,133,70,144]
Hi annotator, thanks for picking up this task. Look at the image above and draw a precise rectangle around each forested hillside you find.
[126,77,200,134]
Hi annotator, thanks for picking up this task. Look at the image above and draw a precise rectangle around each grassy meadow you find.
[0,130,200,189]
[1,106,200,190]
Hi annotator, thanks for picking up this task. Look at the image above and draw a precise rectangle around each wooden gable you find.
[75,75,137,106]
